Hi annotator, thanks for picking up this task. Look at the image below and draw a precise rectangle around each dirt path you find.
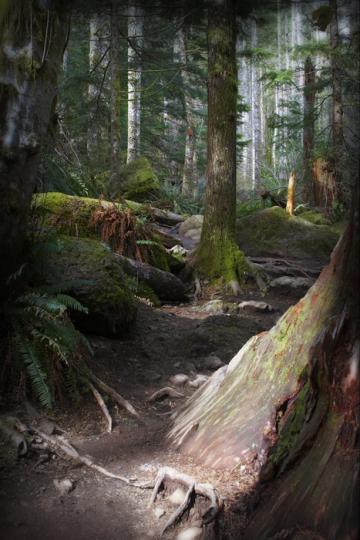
[0,289,297,540]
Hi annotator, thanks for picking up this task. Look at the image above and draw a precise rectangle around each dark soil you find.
[0,287,299,540]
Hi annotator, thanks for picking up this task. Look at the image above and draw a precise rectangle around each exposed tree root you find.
[87,371,139,419]
[149,466,222,536]
[89,383,112,433]
[148,387,185,402]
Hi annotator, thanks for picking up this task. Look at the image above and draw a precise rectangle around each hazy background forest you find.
[39,0,359,218]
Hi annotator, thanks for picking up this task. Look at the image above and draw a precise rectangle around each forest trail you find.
[0,277,314,540]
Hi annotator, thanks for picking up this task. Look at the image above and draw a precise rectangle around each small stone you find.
[176,527,203,540]
[168,487,187,505]
[169,374,189,386]
[154,507,165,519]
[238,300,274,313]
[203,355,224,370]
[53,478,74,496]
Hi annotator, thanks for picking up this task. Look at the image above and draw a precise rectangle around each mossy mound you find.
[33,192,169,271]
[236,206,339,262]
[298,209,331,226]
[46,236,137,337]
[111,157,160,202]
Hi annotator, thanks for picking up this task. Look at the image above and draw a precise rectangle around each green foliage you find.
[7,279,90,409]
[151,181,203,215]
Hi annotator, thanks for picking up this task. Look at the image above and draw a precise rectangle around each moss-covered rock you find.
[298,210,331,226]
[110,157,160,202]
[236,206,339,262]
[46,236,137,337]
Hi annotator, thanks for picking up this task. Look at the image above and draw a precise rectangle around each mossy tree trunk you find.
[303,55,316,205]
[195,0,249,294]
[0,1,69,303]
[169,192,359,538]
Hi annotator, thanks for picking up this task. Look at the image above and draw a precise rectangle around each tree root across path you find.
[1,416,222,535]
[149,466,223,536]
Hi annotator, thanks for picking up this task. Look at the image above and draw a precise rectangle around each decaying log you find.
[286,171,296,216]
[114,254,187,301]
[149,466,222,536]
[148,387,185,403]
[89,383,113,433]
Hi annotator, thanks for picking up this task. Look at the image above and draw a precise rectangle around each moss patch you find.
[110,157,160,202]
[298,210,331,226]
[236,206,339,262]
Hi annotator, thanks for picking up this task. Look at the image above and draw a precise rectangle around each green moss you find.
[298,210,331,226]
[47,236,137,337]
[111,157,160,202]
[196,230,250,290]
[236,206,339,262]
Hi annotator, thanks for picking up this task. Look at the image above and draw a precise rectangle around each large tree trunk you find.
[110,1,121,176]
[303,56,316,205]
[0,2,69,302]
[127,2,144,163]
[195,0,250,294]
[170,196,359,537]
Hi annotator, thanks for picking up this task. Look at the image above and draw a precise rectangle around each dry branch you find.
[88,372,139,419]
[89,383,112,433]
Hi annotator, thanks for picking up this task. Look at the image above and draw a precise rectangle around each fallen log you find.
[115,254,187,301]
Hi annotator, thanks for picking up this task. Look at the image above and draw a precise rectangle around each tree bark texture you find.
[170,201,359,538]
[178,26,197,199]
[87,14,109,157]
[0,2,69,301]
[303,56,316,204]
[196,0,249,291]
[110,1,121,176]
[127,2,144,164]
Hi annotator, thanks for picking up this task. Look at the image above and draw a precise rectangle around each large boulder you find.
[236,207,339,262]
[46,236,137,337]
[178,215,203,249]
[110,157,160,201]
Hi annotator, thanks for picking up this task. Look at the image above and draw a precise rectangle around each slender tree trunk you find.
[110,2,121,176]
[0,3,69,302]
[250,18,261,192]
[330,0,343,153]
[178,26,196,199]
[127,2,144,163]
[88,15,108,157]
[303,56,316,204]
[195,0,249,294]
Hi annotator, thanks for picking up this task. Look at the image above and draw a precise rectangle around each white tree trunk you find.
[178,26,197,198]
[110,3,121,175]
[127,3,144,163]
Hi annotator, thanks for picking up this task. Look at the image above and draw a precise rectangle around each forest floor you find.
[0,280,306,540]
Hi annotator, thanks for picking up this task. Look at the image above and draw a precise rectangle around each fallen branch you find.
[29,424,152,489]
[89,383,112,433]
[149,466,222,535]
[88,372,139,419]
[148,387,185,403]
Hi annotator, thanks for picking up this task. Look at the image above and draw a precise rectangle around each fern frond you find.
[55,294,88,314]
